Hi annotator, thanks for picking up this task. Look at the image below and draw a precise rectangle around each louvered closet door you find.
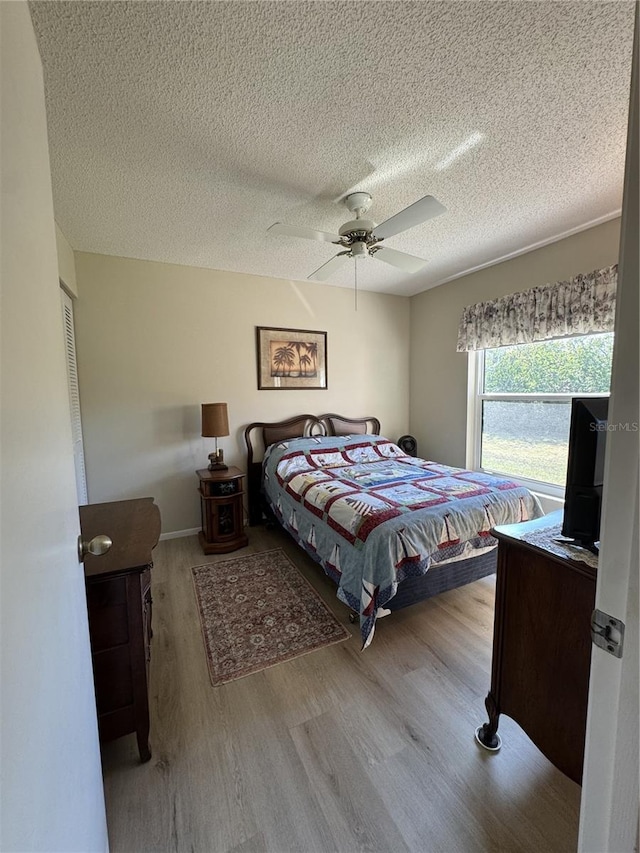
[61,288,88,504]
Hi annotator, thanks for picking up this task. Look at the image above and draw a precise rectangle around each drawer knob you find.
[77,534,113,562]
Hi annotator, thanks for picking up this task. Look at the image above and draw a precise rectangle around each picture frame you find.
[256,326,328,390]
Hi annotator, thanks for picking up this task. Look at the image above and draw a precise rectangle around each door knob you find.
[77,534,113,562]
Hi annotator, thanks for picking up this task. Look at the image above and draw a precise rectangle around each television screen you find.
[561,396,609,553]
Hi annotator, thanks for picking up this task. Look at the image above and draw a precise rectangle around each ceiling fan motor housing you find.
[339,218,376,239]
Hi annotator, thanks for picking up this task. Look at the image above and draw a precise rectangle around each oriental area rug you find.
[192,549,351,686]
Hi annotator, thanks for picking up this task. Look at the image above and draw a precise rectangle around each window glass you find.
[483,333,614,394]
[477,333,614,487]
[481,400,571,485]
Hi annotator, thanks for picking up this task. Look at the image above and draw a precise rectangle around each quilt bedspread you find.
[263,435,543,647]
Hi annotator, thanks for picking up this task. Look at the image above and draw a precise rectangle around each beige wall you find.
[409,218,621,468]
[73,219,621,534]
[55,222,78,296]
[74,253,411,534]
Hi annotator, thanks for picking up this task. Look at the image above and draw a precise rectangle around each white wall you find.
[0,4,107,851]
[74,252,411,534]
[409,218,621,467]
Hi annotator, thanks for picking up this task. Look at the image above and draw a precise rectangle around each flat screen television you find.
[561,396,609,553]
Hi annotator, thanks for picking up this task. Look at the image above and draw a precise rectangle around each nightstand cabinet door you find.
[210,498,243,540]
[197,467,248,554]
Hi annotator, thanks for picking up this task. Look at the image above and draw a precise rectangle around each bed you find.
[244,414,543,647]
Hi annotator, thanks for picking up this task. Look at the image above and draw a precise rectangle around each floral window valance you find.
[456,264,618,352]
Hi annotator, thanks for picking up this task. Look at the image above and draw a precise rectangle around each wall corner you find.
[55,222,78,297]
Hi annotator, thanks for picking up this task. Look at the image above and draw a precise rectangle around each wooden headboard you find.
[321,413,381,436]
[243,413,381,525]
[243,414,321,525]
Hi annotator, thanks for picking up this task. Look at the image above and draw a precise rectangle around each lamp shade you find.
[201,402,229,438]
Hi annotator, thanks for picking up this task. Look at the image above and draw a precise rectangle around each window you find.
[467,333,614,494]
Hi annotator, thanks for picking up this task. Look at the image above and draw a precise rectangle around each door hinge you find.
[591,609,625,658]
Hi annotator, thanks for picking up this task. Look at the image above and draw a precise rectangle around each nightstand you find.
[197,466,248,554]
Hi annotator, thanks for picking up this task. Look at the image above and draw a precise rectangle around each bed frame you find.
[242,412,496,613]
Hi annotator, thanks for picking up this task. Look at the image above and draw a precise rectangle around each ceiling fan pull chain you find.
[354,256,358,312]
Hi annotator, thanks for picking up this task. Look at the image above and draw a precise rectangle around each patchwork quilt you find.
[263,434,543,648]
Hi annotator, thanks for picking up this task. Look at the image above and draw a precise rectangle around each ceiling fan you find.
[267,191,446,281]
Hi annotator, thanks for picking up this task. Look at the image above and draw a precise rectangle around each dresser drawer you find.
[92,646,134,714]
[89,605,129,652]
[86,575,126,609]
[86,577,130,652]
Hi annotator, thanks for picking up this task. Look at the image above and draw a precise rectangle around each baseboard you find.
[159,520,250,542]
[159,527,200,541]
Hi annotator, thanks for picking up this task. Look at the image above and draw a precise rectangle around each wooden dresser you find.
[476,510,597,784]
[80,498,161,762]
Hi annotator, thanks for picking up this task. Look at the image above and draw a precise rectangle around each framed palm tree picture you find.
[256,327,327,390]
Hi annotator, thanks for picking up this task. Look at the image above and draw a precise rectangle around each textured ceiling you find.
[30,1,634,296]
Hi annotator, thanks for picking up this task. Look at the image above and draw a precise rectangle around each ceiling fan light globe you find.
[351,240,368,258]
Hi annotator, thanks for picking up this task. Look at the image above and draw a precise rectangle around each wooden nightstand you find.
[197,466,248,554]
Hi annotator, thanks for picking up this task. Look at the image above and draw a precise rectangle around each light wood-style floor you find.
[101,526,581,853]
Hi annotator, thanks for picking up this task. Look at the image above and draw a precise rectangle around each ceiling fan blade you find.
[372,195,446,240]
[267,222,341,243]
[308,252,351,282]
[372,246,428,274]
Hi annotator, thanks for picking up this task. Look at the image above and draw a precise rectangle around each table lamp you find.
[201,402,229,471]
